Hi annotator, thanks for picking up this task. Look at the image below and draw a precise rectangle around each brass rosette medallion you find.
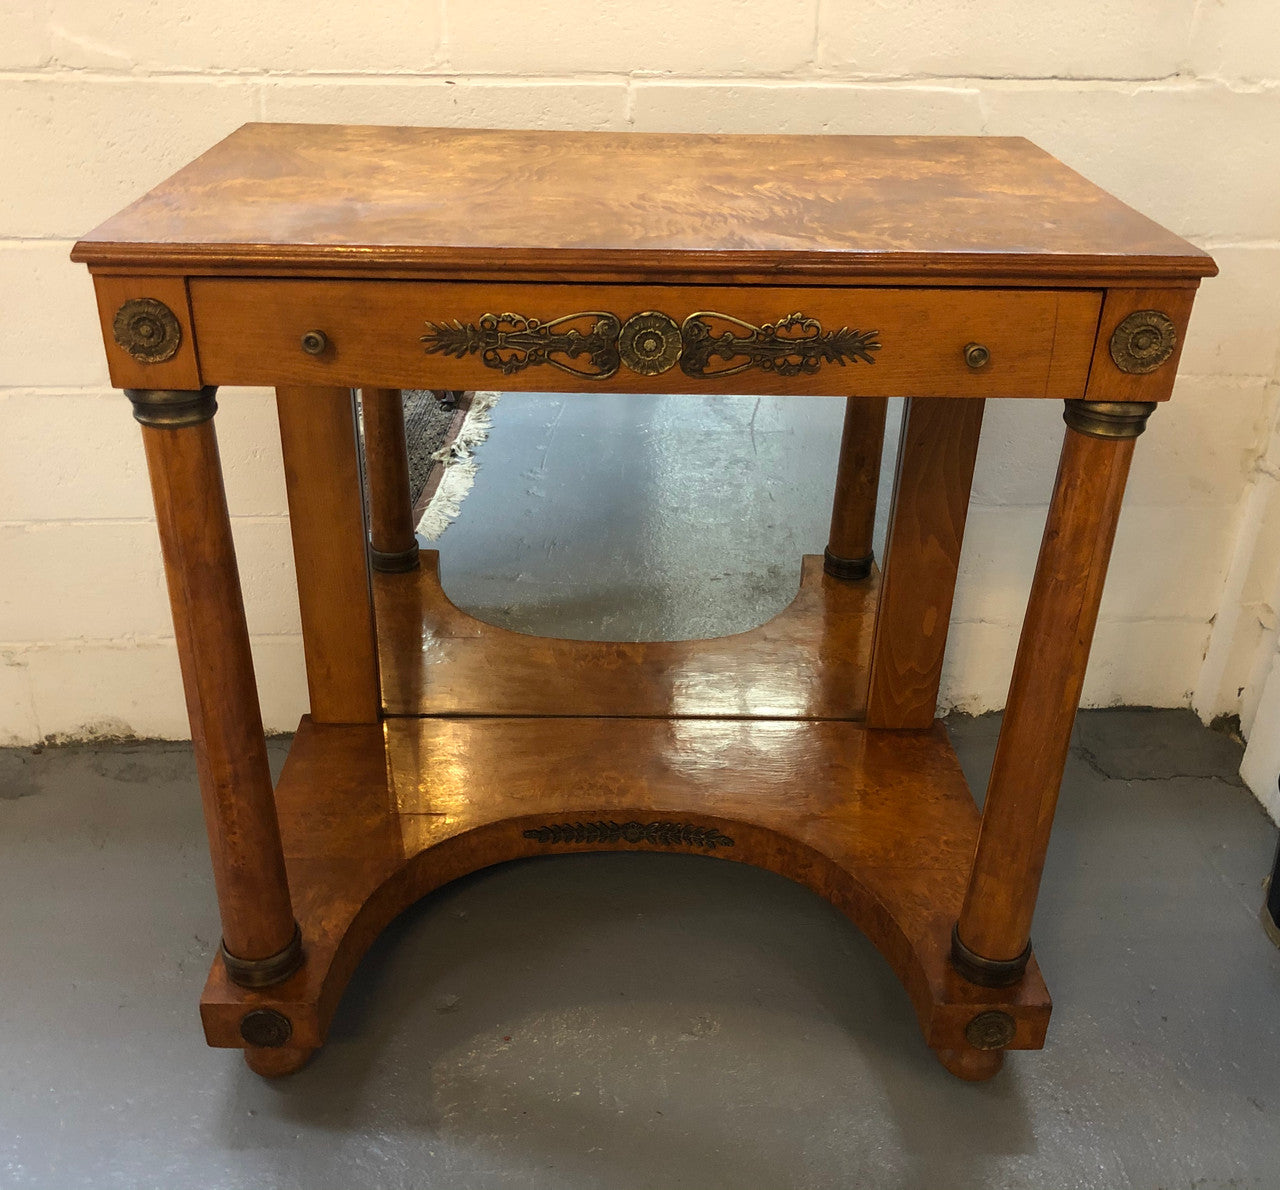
[964,1010,1017,1051]
[239,1008,293,1049]
[112,297,182,363]
[1109,310,1177,374]
[618,311,683,375]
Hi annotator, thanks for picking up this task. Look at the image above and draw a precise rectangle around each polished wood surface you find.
[142,418,296,961]
[76,124,1216,1083]
[275,386,379,724]
[360,387,418,563]
[826,396,889,569]
[957,423,1137,961]
[73,125,1214,284]
[375,552,877,720]
[866,398,985,729]
[243,1046,314,1078]
[186,280,1101,397]
[200,715,1051,1062]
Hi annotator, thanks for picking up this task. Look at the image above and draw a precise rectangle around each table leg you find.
[952,400,1156,984]
[825,396,889,580]
[361,386,420,573]
[865,397,985,729]
[276,387,380,725]
[128,387,302,988]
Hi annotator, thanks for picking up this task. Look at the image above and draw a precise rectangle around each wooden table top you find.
[72,123,1214,285]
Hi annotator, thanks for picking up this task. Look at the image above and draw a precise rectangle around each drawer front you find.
[189,279,1101,398]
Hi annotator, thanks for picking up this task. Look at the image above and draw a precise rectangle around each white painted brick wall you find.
[1,1,1278,781]
[826,1,1201,80]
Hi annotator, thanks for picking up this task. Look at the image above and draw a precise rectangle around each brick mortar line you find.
[0,515,291,527]
[2,633,303,650]
[0,67,1277,89]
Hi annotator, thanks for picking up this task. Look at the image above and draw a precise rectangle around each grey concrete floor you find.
[3,394,1279,1189]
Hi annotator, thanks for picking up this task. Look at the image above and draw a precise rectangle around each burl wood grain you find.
[199,715,1051,1072]
[375,553,877,720]
[73,125,1214,285]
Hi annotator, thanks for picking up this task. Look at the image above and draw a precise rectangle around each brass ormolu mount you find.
[422,309,881,381]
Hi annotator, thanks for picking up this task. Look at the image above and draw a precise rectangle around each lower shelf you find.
[201,714,1050,1074]
[374,551,878,719]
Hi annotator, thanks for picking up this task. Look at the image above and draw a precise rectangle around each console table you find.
[73,125,1215,1081]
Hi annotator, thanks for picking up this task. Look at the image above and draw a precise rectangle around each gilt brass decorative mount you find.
[1063,400,1157,440]
[124,386,219,429]
[219,923,304,989]
[617,311,683,375]
[112,297,182,363]
[1109,309,1177,374]
[422,310,880,380]
[522,820,736,849]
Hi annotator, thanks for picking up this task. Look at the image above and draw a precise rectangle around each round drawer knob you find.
[964,342,990,370]
[300,329,329,355]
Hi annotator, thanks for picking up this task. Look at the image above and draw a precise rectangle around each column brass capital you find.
[220,923,304,989]
[125,386,218,429]
[1062,400,1157,441]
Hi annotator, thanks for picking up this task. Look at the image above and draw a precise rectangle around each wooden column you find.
[825,396,889,580]
[276,386,380,725]
[952,400,1156,984]
[865,397,985,729]
[361,386,420,573]
[130,387,301,987]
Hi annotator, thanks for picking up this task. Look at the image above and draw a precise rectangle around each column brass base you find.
[823,547,874,581]
[949,923,1031,988]
[369,543,421,573]
[220,923,304,989]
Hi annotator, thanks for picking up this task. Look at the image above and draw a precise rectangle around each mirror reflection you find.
[361,390,902,722]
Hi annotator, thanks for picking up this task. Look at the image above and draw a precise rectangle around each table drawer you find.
[189,279,1101,398]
